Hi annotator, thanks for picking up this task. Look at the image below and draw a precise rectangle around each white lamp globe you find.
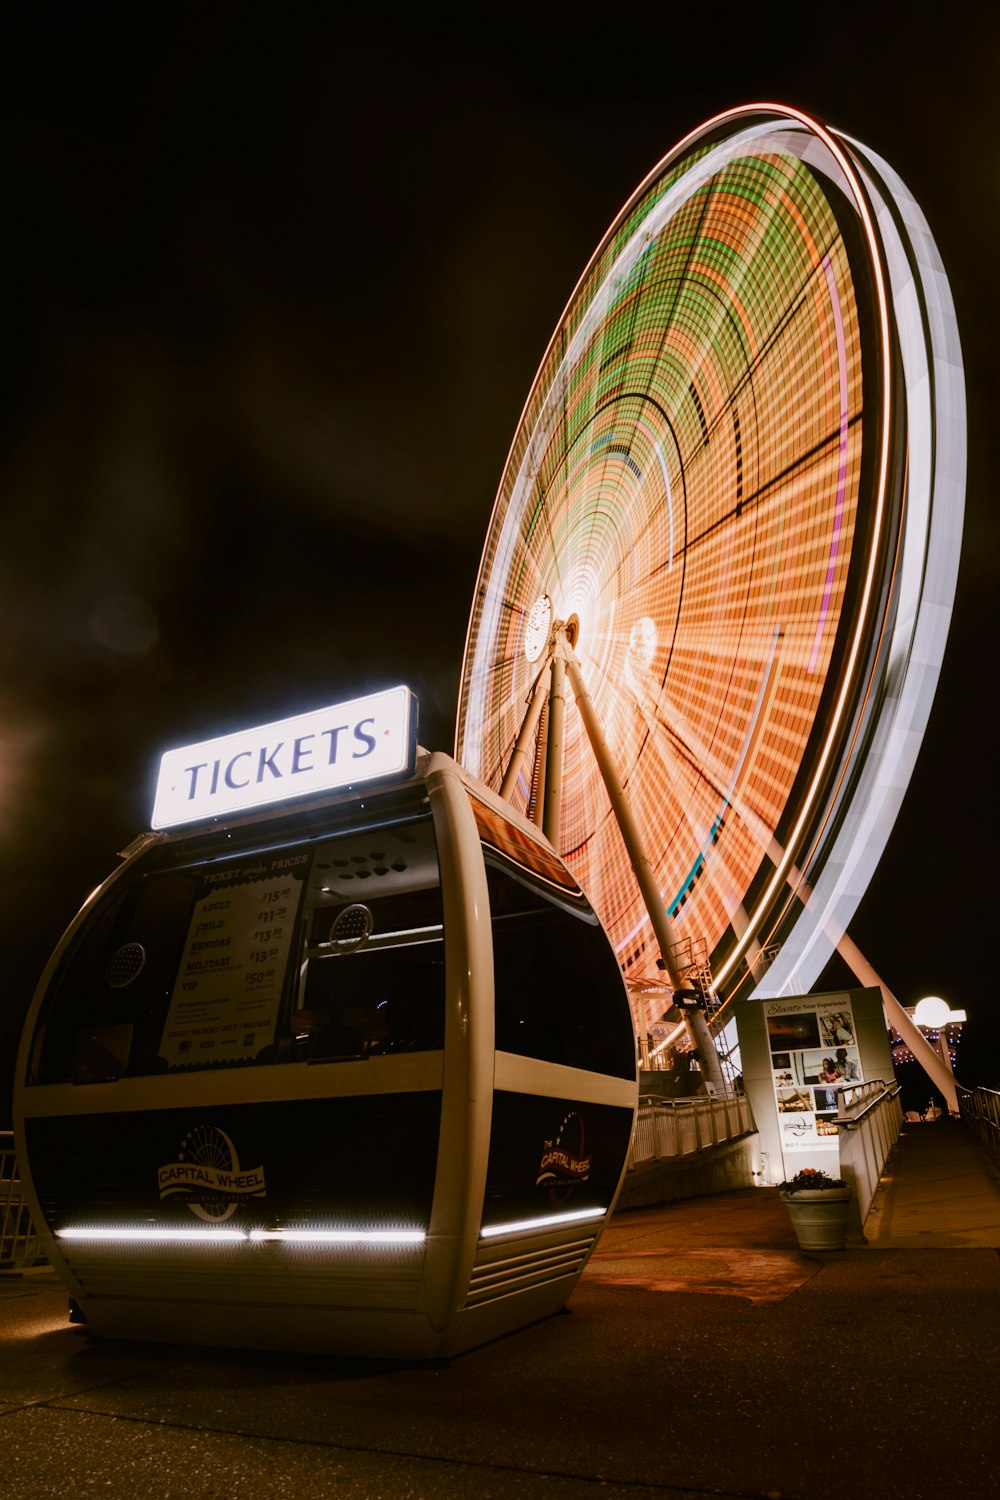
[913,995,951,1027]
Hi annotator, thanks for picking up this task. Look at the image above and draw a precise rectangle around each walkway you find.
[864,1111,1000,1246]
[2,1119,999,1500]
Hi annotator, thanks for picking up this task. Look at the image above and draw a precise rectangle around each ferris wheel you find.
[455,104,965,1056]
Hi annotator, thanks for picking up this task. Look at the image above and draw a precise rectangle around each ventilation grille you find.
[331,903,373,950]
[64,1244,423,1311]
[106,943,145,987]
[465,1233,596,1309]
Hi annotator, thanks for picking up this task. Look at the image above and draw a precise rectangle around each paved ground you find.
[3,1117,999,1500]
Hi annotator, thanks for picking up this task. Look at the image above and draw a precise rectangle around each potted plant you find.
[778,1167,852,1250]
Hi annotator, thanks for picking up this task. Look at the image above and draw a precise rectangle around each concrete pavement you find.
[3,1117,999,1500]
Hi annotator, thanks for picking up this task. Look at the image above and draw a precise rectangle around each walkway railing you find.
[1,1130,40,1272]
[834,1079,903,1242]
[630,1091,755,1169]
[957,1085,1000,1159]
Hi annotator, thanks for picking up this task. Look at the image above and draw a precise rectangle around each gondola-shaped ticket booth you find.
[14,686,638,1359]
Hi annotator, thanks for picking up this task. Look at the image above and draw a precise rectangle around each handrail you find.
[957,1084,1000,1159]
[629,1091,755,1169]
[1,1130,41,1272]
[833,1080,903,1241]
[836,1078,900,1125]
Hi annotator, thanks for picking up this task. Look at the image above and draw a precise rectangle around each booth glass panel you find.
[29,810,444,1084]
[486,857,636,1079]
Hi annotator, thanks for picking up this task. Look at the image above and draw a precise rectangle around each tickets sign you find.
[152,685,417,829]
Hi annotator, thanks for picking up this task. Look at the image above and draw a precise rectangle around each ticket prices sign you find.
[158,850,309,1067]
[152,685,417,829]
[764,995,863,1157]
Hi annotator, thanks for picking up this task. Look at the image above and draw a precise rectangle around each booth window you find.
[287,820,446,1062]
[29,810,446,1083]
[487,857,636,1080]
[31,870,202,1085]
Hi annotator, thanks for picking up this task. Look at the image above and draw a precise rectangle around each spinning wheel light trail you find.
[456,104,965,1089]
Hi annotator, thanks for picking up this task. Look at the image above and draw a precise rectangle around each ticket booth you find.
[14,687,637,1359]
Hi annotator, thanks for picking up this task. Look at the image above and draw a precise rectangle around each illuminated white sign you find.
[152,685,417,829]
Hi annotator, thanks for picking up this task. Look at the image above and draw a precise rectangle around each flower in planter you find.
[778,1167,847,1194]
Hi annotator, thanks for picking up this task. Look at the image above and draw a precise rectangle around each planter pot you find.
[780,1187,852,1250]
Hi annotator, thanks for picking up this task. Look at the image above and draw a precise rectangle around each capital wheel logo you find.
[536,1110,592,1206]
[157,1125,266,1222]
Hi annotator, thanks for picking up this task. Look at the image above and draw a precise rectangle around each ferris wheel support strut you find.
[499,650,554,803]
[834,930,959,1115]
[543,655,567,848]
[629,689,959,1112]
[760,851,960,1115]
[560,648,727,1092]
[530,700,550,828]
[707,773,961,1113]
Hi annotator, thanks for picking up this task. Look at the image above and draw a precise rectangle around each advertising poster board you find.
[735,987,892,1183]
[764,995,864,1159]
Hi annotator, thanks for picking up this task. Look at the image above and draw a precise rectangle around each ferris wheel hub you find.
[523,595,552,662]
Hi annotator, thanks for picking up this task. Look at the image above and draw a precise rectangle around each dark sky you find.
[2,4,997,1111]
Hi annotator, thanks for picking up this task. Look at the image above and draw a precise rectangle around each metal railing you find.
[957,1085,1000,1158]
[1,1131,41,1272]
[630,1091,755,1169]
[834,1079,903,1242]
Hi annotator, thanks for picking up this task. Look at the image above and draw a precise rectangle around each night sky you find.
[2,4,997,1117]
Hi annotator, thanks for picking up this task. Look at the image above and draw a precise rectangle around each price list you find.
[159,853,308,1067]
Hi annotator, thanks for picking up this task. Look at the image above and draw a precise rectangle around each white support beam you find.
[499,653,553,803]
[563,651,726,1092]
[542,655,566,849]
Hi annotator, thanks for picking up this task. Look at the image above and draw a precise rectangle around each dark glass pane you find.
[30,809,445,1082]
[488,860,636,1079]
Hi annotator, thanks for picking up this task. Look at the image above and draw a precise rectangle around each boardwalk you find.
[2,1118,999,1500]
